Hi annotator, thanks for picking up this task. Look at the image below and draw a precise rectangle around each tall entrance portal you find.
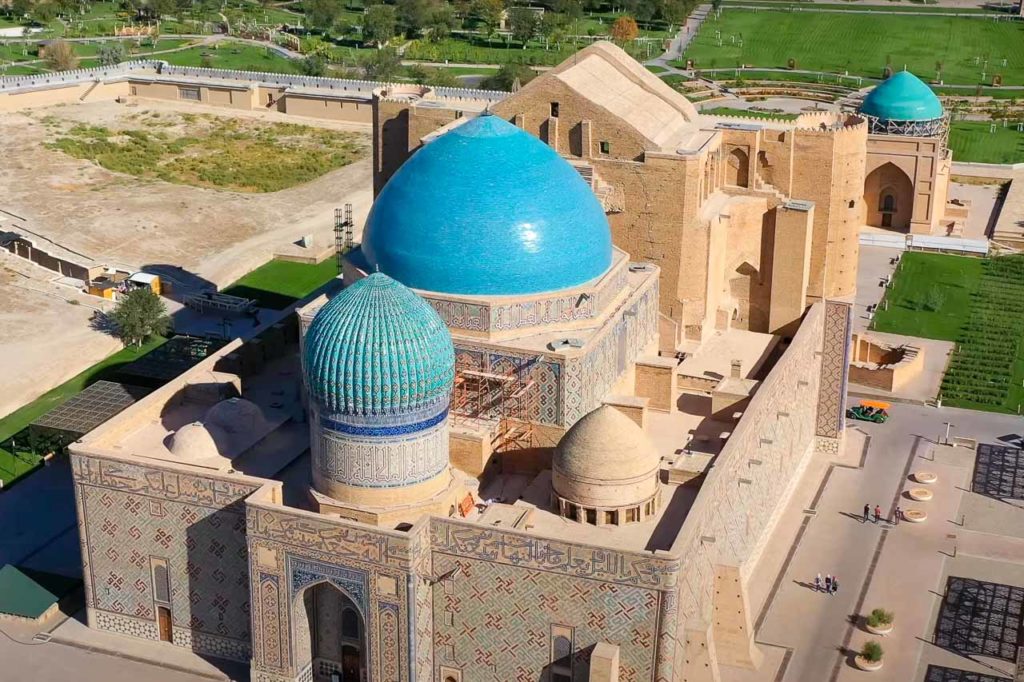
[293,582,367,682]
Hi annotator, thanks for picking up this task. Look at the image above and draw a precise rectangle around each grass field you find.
[0,335,167,487]
[872,253,983,340]
[223,258,339,309]
[159,43,300,72]
[685,10,1024,85]
[701,106,798,120]
[873,253,1024,414]
[948,120,1024,164]
[46,112,366,193]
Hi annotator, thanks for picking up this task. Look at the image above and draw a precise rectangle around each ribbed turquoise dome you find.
[362,113,613,296]
[303,273,454,418]
[860,71,943,122]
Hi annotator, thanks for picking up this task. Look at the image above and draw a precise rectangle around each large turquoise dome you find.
[303,273,454,421]
[860,71,943,122]
[362,113,613,296]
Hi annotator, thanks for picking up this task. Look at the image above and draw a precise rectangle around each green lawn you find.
[949,120,1024,164]
[222,258,339,309]
[701,106,798,120]
[439,65,499,76]
[684,10,1024,85]
[0,335,167,487]
[872,252,983,340]
[159,43,300,73]
[873,253,1024,413]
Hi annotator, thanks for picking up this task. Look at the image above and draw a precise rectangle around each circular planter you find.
[865,622,894,636]
[908,488,933,502]
[903,509,927,523]
[855,656,884,672]
[914,472,938,484]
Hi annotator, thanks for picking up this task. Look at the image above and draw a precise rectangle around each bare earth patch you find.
[0,98,374,420]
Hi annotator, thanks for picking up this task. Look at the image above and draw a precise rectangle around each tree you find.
[98,41,127,66]
[710,0,721,10]
[425,5,456,41]
[661,0,690,28]
[362,46,401,80]
[362,4,396,47]
[610,15,638,43]
[396,0,435,36]
[554,0,582,20]
[508,7,538,46]
[406,63,458,86]
[301,53,327,75]
[29,1,59,24]
[44,39,79,71]
[471,0,503,38]
[111,288,170,348]
[304,0,342,32]
[480,62,534,90]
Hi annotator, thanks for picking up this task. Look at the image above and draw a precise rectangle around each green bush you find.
[861,641,884,662]
[866,608,893,628]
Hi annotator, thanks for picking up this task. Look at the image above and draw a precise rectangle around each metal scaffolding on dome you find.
[864,112,949,140]
[450,356,539,453]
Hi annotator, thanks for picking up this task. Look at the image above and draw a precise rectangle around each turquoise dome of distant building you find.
[362,113,613,296]
[860,71,943,121]
[303,273,454,420]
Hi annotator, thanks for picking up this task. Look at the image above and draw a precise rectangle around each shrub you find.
[866,608,894,628]
[861,641,883,662]
[923,287,946,312]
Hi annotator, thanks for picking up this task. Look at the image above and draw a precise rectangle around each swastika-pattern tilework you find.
[431,552,664,682]
[73,454,257,661]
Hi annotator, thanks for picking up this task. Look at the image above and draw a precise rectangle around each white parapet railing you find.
[859,231,989,255]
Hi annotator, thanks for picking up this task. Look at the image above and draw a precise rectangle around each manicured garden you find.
[223,258,340,309]
[684,10,1024,85]
[873,252,1024,413]
[948,120,1024,164]
[0,335,167,488]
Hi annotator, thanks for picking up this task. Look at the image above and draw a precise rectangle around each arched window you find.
[880,193,896,213]
[445,677,458,682]
[341,608,360,639]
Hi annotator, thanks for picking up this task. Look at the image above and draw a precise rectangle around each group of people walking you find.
[814,573,839,595]
[862,503,904,525]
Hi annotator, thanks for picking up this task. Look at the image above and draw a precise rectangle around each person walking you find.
[831,576,839,596]
[863,503,870,523]
[874,505,881,523]
[894,506,902,526]
[825,574,832,593]
[814,573,822,592]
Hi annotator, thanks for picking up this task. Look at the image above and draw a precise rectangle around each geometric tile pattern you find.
[815,300,851,438]
[431,551,664,682]
[72,453,258,662]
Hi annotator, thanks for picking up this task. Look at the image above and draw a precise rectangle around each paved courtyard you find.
[725,402,1024,682]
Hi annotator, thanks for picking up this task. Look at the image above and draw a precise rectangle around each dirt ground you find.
[0,98,373,420]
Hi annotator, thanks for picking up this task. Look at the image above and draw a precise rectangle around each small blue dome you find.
[362,113,613,296]
[303,273,454,418]
[860,71,943,122]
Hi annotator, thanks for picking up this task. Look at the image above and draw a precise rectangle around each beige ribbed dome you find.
[552,406,660,510]
[204,397,264,435]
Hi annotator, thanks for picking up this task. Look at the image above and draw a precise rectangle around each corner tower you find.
[302,272,461,523]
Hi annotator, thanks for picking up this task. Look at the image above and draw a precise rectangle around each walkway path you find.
[646,3,709,69]
[748,403,1024,681]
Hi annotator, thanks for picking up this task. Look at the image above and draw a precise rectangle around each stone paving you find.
[726,402,1024,682]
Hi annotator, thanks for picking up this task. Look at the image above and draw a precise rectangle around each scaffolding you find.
[334,203,354,274]
[451,356,540,453]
